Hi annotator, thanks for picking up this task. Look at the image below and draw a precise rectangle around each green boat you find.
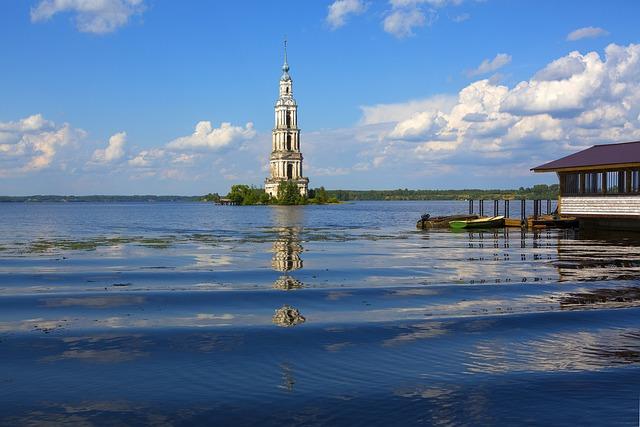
[449,215,505,229]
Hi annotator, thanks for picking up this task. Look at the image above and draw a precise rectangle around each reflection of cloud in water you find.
[41,334,149,364]
[387,288,440,297]
[394,385,457,399]
[2,401,173,426]
[0,312,238,332]
[192,253,233,268]
[42,295,146,308]
[383,322,448,347]
[324,342,354,352]
[326,291,352,301]
[466,328,640,374]
[43,349,147,363]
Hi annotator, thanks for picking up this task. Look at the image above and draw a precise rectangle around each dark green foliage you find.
[201,193,220,202]
[227,185,270,205]
[277,181,304,205]
[308,186,339,204]
[325,184,559,201]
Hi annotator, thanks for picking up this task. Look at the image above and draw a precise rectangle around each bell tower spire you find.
[265,40,309,198]
[283,38,288,70]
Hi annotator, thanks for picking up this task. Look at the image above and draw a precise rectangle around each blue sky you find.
[1,0,640,195]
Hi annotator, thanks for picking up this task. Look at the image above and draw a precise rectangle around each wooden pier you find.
[466,199,577,229]
[216,198,238,206]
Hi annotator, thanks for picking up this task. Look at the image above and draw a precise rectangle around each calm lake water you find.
[1,201,639,425]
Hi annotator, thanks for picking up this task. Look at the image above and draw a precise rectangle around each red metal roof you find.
[532,141,640,172]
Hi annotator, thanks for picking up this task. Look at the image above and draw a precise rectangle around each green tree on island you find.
[227,185,270,205]
[201,193,220,203]
[277,181,304,205]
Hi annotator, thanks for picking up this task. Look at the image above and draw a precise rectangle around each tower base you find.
[265,178,309,198]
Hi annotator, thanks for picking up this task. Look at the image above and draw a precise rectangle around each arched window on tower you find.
[286,134,291,151]
[287,163,293,179]
[286,87,289,94]
[286,112,291,128]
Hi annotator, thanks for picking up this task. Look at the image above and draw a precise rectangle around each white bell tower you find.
[264,40,309,198]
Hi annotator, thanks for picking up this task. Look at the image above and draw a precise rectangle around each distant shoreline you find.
[0,186,559,203]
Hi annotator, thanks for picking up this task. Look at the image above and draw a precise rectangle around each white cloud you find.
[383,0,466,37]
[389,111,449,140]
[567,26,609,42]
[91,131,126,163]
[128,148,164,168]
[501,51,605,116]
[31,0,145,34]
[390,0,462,7]
[325,0,470,38]
[349,43,640,179]
[360,94,457,125]
[326,0,367,29]
[452,13,469,23]
[467,53,512,77]
[0,114,85,175]
[383,7,432,38]
[167,121,256,151]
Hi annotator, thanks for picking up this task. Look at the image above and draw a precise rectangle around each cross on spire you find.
[283,37,289,70]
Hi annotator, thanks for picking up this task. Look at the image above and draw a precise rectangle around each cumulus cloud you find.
[0,114,85,175]
[382,1,438,38]
[360,94,457,125]
[91,131,127,163]
[325,0,471,38]
[128,148,164,168]
[326,0,367,29]
[31,0,145,34]
[389,111,449,140]
[567,26,609,42]
[352,43,640,179]
[467,53,512,77]
[167,121,256,151]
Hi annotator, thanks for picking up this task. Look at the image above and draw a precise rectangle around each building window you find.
[583,172,603,194]
[286,134,291,151]
[560,173,579,195]
[632,170,640,193]
[606,171,619,193]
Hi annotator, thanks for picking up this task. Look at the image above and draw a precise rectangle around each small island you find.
[204,182,338,206]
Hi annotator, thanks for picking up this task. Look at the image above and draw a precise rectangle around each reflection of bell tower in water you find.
[264,40,309,198]
[271,207,304,290]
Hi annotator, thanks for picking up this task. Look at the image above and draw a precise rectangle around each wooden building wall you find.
[560,196,640,217]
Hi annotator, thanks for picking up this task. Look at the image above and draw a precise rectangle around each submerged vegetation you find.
[27,236,177,253]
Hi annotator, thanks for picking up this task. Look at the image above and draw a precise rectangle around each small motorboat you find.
[417,214,479,229]
[449,216,505,229]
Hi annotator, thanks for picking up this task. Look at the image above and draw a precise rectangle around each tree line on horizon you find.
[322,184,559,201]
[0,184,558,203]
